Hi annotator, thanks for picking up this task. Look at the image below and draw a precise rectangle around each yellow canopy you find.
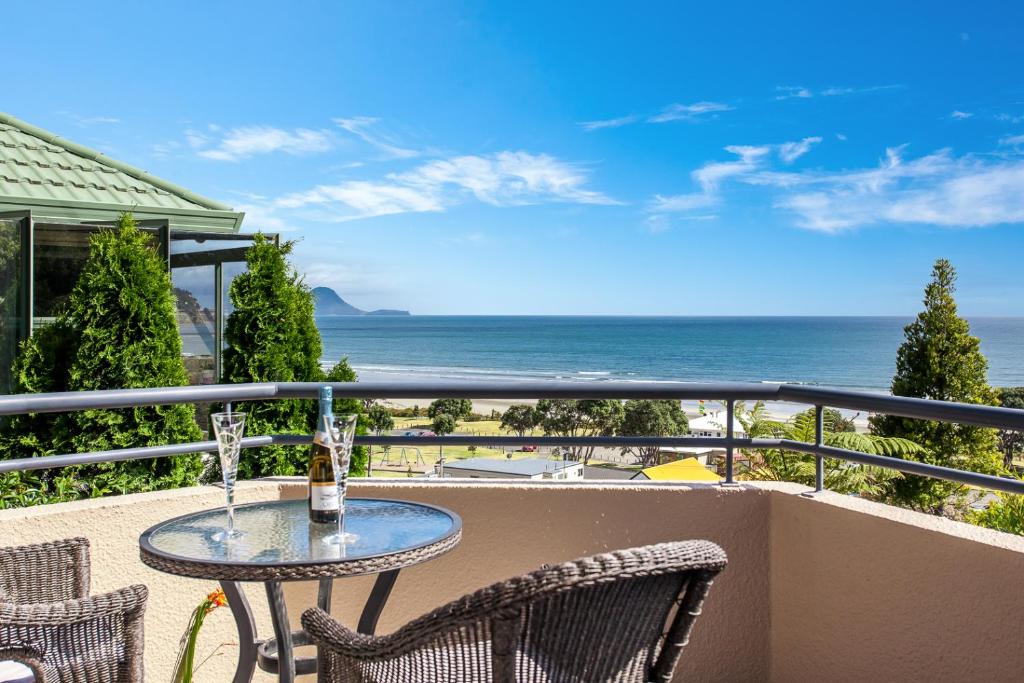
[634,457,722,482]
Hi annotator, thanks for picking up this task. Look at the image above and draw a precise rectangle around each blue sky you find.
[5,1,1024,315]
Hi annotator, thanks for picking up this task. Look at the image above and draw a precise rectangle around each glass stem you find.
[225,481,235,533]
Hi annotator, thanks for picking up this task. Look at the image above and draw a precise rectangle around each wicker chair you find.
[302,540,727,683]
[0,538,148,682]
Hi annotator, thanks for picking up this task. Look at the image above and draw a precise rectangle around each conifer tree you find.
[222,235,322,477]
[870,259,1002,514]
[1,213,203,494]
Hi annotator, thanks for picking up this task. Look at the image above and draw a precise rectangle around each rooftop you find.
[442,457,580,476]
[0,112,244,232]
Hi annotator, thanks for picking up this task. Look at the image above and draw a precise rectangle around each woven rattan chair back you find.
[303,539,727,683]
[0,538,147,682]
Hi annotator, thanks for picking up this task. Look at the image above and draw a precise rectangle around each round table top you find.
[139,498,462,582]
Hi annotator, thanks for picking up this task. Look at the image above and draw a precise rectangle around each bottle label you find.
[310,482,339,511]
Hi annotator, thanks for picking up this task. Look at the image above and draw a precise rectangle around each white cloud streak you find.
[749,147,1024,232]
[578,115,642,131]
[951,110,974,120]
[333,117,419,158]
[777,84,902,100]
[579,101,733,131]
[197,126,335,161]
[647,101,734,123]
[778,137,823,163]
[273,151,618,221]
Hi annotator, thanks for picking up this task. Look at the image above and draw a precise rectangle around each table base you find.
[220,570,401,683]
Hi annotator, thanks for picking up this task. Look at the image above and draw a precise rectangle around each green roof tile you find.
[0,113,244,232]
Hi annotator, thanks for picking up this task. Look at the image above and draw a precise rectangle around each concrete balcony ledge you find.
[2,479,1023,682]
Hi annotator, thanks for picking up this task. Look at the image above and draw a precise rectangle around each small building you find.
[630,457,722,483]
[441,457,584,480]
[687,413,747,439]
[582,465,636,480]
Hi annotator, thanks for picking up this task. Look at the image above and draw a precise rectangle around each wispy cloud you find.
[646,139,818,224]
[777,84,902,100]
[647,101,733,123]
[578,115,642,131]
[775,86,813,101]
[951,110,974,120]
[778,137,823,163]
[59,111,121,126]
[333,117,419,159]
[752,147,1024,232]
[579,101,733,131]
[273,151,618,222]
[196,125,335,161]
[1001,134,1024,147]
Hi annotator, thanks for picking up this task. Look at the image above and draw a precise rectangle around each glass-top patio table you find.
[139,498,462,683]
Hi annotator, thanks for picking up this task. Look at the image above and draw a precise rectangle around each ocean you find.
[314,316,1024,391]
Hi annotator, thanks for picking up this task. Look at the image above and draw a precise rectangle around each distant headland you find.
[312,286,410,316]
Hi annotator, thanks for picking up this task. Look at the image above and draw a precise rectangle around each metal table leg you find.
[220,581,258,683]
[249,572,401,681]
[358,569,400,635]
[265,581,296,683]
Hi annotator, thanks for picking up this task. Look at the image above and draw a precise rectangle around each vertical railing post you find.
[725,399,735,484]
[814,404,824,492]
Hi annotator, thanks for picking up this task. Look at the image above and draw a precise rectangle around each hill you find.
[312,287,410,316]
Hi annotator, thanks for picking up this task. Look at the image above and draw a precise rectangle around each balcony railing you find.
[2,381,1023,495]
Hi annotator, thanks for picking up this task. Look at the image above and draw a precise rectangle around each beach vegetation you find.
[535,399,624,465]
[500,404,540,437]
[870,259,1003,515]
[427,399,472,422]
[996,387,1024,469]
[741,404,919,496]
[618,400,689,468]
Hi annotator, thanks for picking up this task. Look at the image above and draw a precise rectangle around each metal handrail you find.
[1,381,1022,495]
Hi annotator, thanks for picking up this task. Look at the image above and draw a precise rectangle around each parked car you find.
[521,445,537,452]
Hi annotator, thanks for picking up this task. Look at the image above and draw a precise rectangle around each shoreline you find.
[352,367,874,429]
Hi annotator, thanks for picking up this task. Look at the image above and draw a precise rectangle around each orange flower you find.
[204,588,228,613]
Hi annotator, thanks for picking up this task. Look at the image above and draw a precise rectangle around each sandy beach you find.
[355,369,872,430]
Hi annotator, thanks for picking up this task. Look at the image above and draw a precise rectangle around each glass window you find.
[0,219,23,393]
[32,224,159,325]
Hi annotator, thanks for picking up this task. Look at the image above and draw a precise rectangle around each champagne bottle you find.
[308,385,340,523]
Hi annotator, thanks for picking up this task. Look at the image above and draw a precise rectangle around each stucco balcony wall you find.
[2,479,1024,682]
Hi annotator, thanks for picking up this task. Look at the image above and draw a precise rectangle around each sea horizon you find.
[306,315,1024,392]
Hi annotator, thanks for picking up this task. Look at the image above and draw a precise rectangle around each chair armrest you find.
[0,538,90,603]
[0,643,50,682]
[0,584,147,627]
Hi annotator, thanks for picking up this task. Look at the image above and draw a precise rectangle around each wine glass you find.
[211,411,246,542]
[323,413,359,546]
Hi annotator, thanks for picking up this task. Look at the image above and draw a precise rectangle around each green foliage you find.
[500,404,539,437]
[968,488,1024,536]
[0,213,203,500]
[431,412,458,436]
[65,214,202,486]
[741,404,918,496]
[536,399,624,464]
[996,387,1024,469]
[221,235,323,478]
[870,259,1003,514]
[367,403,396,435]
[427,399,472,422]
[618,400,689,467]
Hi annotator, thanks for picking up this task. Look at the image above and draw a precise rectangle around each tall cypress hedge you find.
[0,213,203,497]
[222,235,367,478]
[222,236,319,476]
